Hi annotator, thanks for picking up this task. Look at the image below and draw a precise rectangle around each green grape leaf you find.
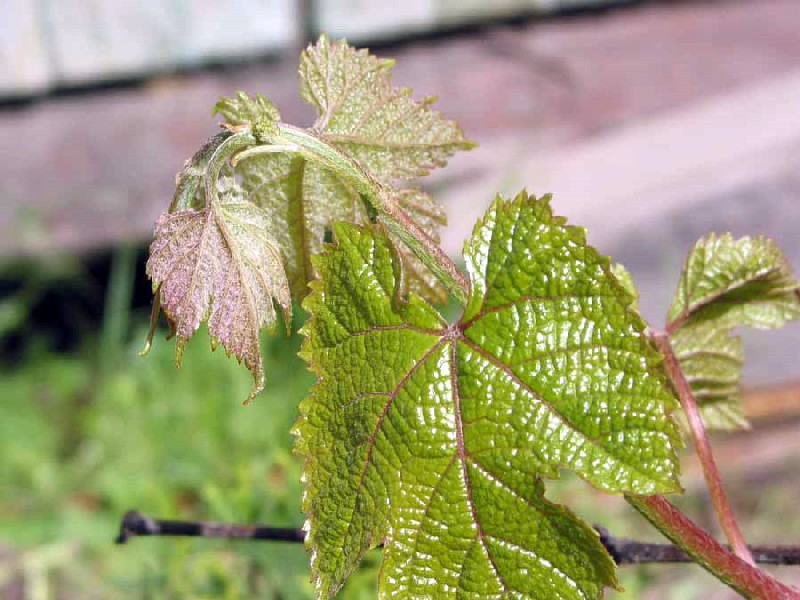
[611,263,639,313]
[146,181,291,404]
[297,191,681,599]
[671,322,748,431]
[668,233,800,329]
[213,91,280,140]
[300,34,475,181]
[668,233,800,430]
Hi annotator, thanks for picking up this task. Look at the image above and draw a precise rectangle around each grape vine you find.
[141,35,800,599]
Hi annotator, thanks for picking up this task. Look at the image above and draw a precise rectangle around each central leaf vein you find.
[450,339,512,598]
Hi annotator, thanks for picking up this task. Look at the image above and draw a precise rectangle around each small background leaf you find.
[668,233,800,329]
[671,322,748,431]
[668,233,800,430]
[297,192,682,599]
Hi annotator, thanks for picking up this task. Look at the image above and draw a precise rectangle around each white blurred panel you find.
[318,0,621,39]
[43,0,298,83]
[0,0,52,96]
[316,0,436,40]
[1,0,298,93]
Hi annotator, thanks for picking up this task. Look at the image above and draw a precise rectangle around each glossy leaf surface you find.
[668,234,800,430]
[146,183,291,403]
[297,192,681,599]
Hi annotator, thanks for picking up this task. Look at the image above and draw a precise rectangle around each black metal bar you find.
[116,511,800,566]
[115,511,304,545]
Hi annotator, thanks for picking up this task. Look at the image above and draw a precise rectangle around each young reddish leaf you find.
[144,35,473,407]
[146,187,291,404]
[296,191,681,599]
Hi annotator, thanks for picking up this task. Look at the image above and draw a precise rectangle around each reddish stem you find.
[665,313,687,336]
[653,332,754,565]
[627,495,799,600]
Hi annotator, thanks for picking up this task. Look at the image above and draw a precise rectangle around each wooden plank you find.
[744,382,800,423]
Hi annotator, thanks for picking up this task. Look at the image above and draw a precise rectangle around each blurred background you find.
[2,0,800,598]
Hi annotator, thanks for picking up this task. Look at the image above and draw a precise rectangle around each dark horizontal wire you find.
[115,511,800,566]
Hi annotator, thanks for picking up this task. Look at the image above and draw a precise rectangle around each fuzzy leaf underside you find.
[146,189,291,403]
[300,34,474,182]
[236,155,447,303]
[170,132,231,213]
[224,36,471,303]
[297,192,682,599]
[385,188,447,302]
[669,234,800,430]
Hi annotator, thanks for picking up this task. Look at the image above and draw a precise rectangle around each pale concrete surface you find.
[437,67,800,257]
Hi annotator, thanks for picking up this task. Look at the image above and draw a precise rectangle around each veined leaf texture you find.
[297,192,682,599]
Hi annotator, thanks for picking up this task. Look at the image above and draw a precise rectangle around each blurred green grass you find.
[0,301,380,599]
